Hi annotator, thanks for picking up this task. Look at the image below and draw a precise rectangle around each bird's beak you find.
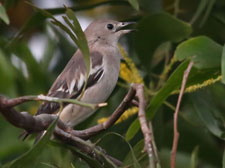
[116,22,136,34]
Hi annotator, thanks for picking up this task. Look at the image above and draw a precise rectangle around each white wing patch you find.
[69,79,76,95]
[96,69,104,81]
[90,64,104,81]
[78,74,85,89]
[56,86,68,92]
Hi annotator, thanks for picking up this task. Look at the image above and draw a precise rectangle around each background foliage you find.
[0,0,225,167]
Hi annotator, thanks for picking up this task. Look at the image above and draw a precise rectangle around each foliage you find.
[0,0,225,167]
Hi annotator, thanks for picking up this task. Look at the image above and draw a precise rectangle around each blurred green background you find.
[0,0,225,167]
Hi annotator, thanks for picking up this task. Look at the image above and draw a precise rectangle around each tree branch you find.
[170,61,194,168]
[0,84,139,166]
[53,126,122,166]
[135,84,154,164]
[133,84,160,167]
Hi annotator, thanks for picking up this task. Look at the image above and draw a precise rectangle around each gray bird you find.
[36,19,133,127]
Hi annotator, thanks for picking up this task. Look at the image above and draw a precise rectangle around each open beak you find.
[116,21,136,34]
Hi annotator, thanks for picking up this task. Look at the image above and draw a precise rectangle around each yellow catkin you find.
[172,75,222,94]
[160,57,176,81]
[97,117,108,124]
[118,44,144,84]
[97,107,139,124]
[115,107,138,124]
[97,45,143,125]
[185,75,222,93]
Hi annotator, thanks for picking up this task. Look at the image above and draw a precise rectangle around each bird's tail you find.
[18,130,30,141]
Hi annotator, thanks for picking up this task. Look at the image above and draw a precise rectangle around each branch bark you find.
[135,84,158,167]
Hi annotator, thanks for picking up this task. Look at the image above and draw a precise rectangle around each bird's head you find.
[84,19,135,46]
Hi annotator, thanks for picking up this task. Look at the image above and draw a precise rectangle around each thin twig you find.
[171,61,194,168]
[2,94,104,109]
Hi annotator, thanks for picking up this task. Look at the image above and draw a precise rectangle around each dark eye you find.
[107,24,114,30]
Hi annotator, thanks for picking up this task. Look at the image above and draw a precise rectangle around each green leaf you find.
[128,0,139,11]
[174,36,223,69]
[7,118,58,168]
[0,4,9,24]
[191,92,225,140]
[221,45,225,83]
[126,118,140,141]
[134,12,192,71]
[190,146,199,168]
[65,8,90,80]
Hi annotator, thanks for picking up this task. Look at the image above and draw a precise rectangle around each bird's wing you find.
[36,50,104,115]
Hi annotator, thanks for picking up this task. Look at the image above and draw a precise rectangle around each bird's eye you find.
[107,24,114,30]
